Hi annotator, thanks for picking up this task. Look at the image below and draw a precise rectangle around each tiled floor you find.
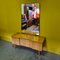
[0,40,60,60]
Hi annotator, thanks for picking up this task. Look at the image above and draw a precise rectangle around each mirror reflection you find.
[21,3,40,35]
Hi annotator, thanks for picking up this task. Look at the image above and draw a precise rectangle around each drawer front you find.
[24,40,29,47]
[12,38,19,45]
[20,39,33,48]
[20,39,26,45]
[20,39,30,47]
[32,42,42,51]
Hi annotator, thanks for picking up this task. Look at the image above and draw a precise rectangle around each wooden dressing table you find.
[12,32,45,54]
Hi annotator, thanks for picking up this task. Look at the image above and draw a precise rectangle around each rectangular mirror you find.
[21,3,40,35]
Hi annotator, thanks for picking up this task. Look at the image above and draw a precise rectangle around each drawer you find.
[20,39,30,47]
[12,38,20,45]
[24,40,32,47]
[32,42,42,51]
[20,39,26,45]
[20,39,33,48]
[24,40,34,48]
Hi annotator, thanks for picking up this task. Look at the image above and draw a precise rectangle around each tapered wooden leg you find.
[37,51,40,55]
[37,50,43,55]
